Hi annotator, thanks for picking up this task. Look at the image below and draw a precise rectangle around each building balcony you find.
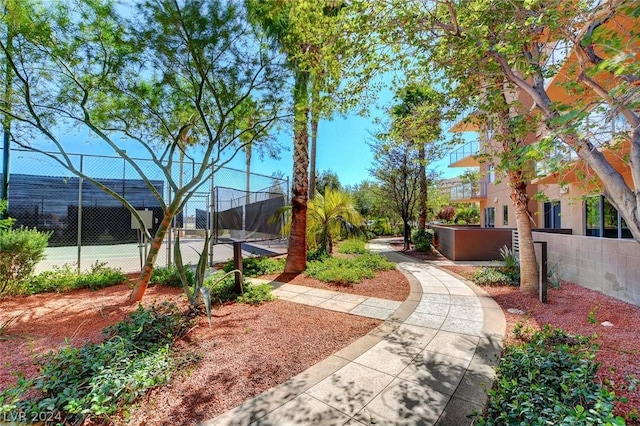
[450,181,487,202]
[449,140,482,168]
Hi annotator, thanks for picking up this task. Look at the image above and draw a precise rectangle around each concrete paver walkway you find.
[203,239,506,426]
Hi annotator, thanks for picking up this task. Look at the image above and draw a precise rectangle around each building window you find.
[487,119,494,140]
[485,207,495,228]
[488,165,495,183]
[544,201,561,229]
[503,205,508,226]
[585,195,632,239]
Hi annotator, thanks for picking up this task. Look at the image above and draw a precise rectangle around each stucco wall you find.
[533,231,640,306]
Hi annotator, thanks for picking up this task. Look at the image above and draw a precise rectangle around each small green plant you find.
[204,273,273,305]
[588,305,599,325]
[478,326,626,425]
[0,227,50,296]
[412,228,434,252]
[337,238,367,254]
[150,265,195,287]
[0,200,15,230]
[472,267,515,286]
[75,261,127,290]
[222,256,285,277]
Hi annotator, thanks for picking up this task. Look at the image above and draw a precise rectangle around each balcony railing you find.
[450,181,487,201]
[449,140,481,166]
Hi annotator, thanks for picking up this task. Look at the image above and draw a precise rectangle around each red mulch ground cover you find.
[0,267,410,425]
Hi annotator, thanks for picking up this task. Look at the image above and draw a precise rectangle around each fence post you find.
[534,240,548,303]
[76,155,84,274]
[233,240,243,294]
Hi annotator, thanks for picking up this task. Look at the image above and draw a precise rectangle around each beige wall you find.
[532,231,640,306]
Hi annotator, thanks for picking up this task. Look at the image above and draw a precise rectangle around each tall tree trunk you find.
[509,172,539,294]
[285,69,310,273]
[418,142,427,230]
[309,82,319,199]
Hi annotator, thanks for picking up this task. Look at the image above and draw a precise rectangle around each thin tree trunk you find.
[509,173,539,294]
[128,209,175,303]
[403,219,411,250]
[285,69,310,273]
[418,143,427,230]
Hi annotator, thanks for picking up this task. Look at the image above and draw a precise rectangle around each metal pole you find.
[209,170,215,266]
[534,240,548,303]
[77,155,84,274]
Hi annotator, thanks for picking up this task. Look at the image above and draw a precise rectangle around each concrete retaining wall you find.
[533,231,640,306]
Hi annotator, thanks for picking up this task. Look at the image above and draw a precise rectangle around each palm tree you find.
[246,0,311,273]
[307,188,362,254]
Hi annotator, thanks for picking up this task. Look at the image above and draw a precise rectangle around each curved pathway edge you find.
[202,239,506,426]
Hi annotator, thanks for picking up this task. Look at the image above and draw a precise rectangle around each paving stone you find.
[290,293,328,306]
[349,304,394,320]
[404,311,446,329]
[440,317,485,337]
[355,378,451,426]
[306,363,394,417]
[353,339,420,376]
[398,350,470,395]
[318,299,360,313]
[425,331,479,361]
[384,323,438,350]
[361,298,402,310]
[252,393,351,426]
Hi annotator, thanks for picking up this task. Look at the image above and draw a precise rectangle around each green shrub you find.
[499,245,520,283]
[0,303,192,422]
[338,238,367,254]
[23,264,78,294]
[75,262,127,291]
[23,262,126,294]
[0,227,50,296]
[205,273,274,304]
[0,199,15,230]
[472,267,516,286]
[478,326,625,425]
[306,248,329,262]
[222,256,285,277]
[412,228,434,252]
[305,253,394,285]
[150,265,195,287]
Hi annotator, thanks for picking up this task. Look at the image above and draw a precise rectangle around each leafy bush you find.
[0,303,192,422]
[412,228,434,252]
[0,227,50,296]
[222,256,285,277]
[75,262,127,291]
[150,265,195,287]
[472,267,516,286]
[205,273,274,304]
[23,262,126,294]
[305,253,394,285]
[0,199,15,230]
[499,245,520,283]
[338,238,367,254]
[478,326,625,425]
[306,248,329,262]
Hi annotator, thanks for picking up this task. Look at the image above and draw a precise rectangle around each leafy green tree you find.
[0,0,286,302]
[370,138,421,249]
[307,188,362,254]
[391,83,451,230]
[315,169,342,195]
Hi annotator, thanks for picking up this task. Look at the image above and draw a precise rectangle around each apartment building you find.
[443,5,639,306]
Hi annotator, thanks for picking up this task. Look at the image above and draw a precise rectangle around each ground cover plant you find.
[337,238,367,254]
[479,326,626,425]
[21,262,127,295]
[222,256,285,278]
[305,252,395,284]
[150,265,195,288]
[0,302,193,424]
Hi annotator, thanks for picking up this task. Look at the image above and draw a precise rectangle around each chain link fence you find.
[1,148,289,273]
